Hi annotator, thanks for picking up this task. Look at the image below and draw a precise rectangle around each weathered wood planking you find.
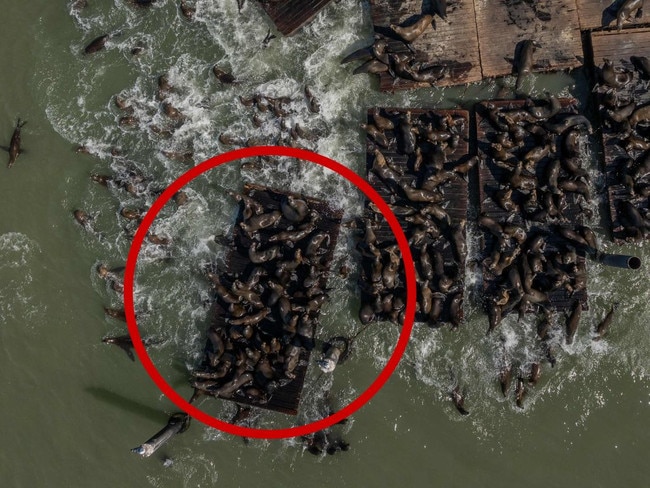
[205,184,342,415]
[259,0,335,36]
[369,0,482,90]
[475,99,588,314]
[590,29,650,243]
[576,0,648,31]
[474,0,583,79]
[364,108,471,326]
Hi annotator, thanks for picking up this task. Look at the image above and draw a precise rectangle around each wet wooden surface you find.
[474,0,583,78]
[590,29,650,243]
[576,0,648,31]
[475,99,589,314]
[205,184,342,415]
[259,0,335,36]
[370,0,482,91]
[363,108,471,326]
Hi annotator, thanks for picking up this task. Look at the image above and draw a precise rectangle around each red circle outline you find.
[124,146,416,439]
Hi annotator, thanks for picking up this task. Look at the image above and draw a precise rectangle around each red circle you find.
[124,146,416,439]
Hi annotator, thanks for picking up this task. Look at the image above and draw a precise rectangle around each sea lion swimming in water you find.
[84,34,110,55]
[212,65,237,84]
[102,335,136,361]
[5,119,26,168]
[594,303,619,340]
[450,386,469,415]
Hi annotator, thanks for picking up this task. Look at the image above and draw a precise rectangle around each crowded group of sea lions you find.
[356,108,473,328]
[594,56,650,242]
[192,186,341,410]
[343,2,472,87]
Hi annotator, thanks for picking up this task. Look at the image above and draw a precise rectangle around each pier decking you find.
[259,0,335,36]
[474,0,583,79]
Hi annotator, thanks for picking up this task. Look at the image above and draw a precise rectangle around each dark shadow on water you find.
[84,387,169,424]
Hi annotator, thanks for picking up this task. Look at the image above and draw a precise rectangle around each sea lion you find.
[240,210,282,235]
[248,242,282,264]
[631,55,650,79]
[280,195,310,223]
[565,300,582,345]
[84,34,109,54]
[212,65,237,84]
[102,335,135,361]
[600,58,633,88]
[515,377,526,409]
[371,108,394,131]
[304,86,321,114]
[73,209,94,231]
[450,386,469,415]
[352,59,389,75]
[390,14,434,44]
[499,363,512,397]
[6,119,26,168]
[515,40,541,92]
[617,0,644,31]
[180,0,195,20]
[594,303,619,340]
[104,307,127,322]
[432,0,448,20]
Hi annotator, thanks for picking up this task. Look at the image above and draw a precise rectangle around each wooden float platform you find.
[258,0,335,37]
[590,29,650,244]
[475,99,588,314]
[370,0,482,91]
[204,184,342,415]
[474,0,583,79]
[363,108,471,326]
[576,0,648,32]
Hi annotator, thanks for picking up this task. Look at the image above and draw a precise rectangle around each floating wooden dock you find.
[362,108,471,327]
[201,184,342,415]
[369,0,482,91]
[474,0,583,79]
[259,0,335,36]
[475,99,588,315]
[590,29,650,244]
[576,0,648,31]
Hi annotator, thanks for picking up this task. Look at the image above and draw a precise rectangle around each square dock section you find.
[590,28,650,243]
[361,108,471,327]
[369,0,482,91]
[259,0,335,36]
[474,0,583,79]
[199,184,342,415]
[475,99,588,320]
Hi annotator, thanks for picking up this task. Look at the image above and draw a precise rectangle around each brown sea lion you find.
[617,0,644,31]
[390,15,434,44]
[180,0,195,20]
[450,386,469,415]
[565,300,582,345]
[515,40,541,92]
[212,65,237,84]
[594,303,619,340]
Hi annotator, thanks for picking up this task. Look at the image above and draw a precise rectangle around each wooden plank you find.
[360,108,471,327]
[590,29,650,243]
[368,0,482,91]
[199,184,343,415]
[576,0,649,31]
[475,99,589,320]
[259,0,335,37]
[474,0,583,79]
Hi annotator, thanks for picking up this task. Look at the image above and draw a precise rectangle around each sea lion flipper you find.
[0,145,9,152]
[123,345,136,362]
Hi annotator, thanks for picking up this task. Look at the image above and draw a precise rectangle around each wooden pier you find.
[259,0,335,36]
[590,29,650,244]
[369,0,482,91]
[361,108,471,327]
[474,0,583,79]
[201,184,342,415]
[475,99,589,316]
